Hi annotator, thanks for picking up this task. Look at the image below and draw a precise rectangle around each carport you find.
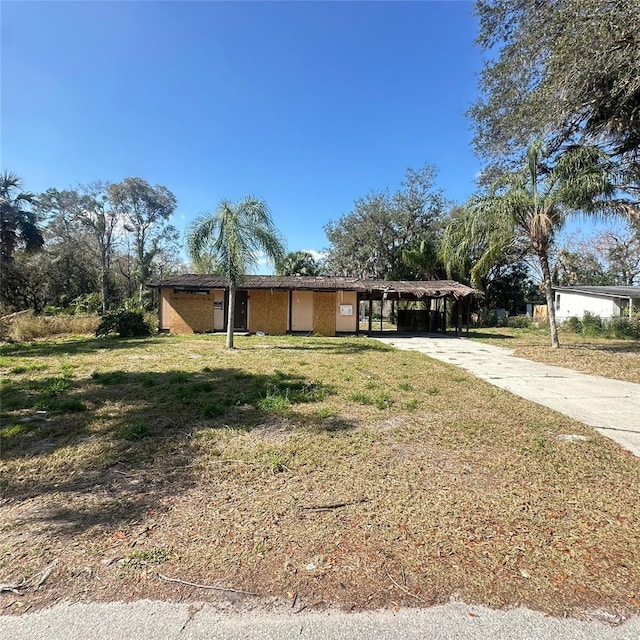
[356,279,477,336]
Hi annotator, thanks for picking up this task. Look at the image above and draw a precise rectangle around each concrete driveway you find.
[375,335,640,457]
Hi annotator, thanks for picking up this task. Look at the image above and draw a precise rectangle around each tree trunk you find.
[136,239,146,304]
[100,249,109,314]
[226,286,235,349]
[539,251,560,348]
[101,268,109,314]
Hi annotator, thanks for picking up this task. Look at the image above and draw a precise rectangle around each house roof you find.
[151,274,477,299]
[554,285,640,298]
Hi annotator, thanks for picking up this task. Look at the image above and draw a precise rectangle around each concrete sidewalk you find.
[375,335,640,457]
[1,600,639,640]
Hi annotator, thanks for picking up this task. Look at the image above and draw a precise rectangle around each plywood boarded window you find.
[247,290,288,335]
[291,291,313,331]
[313,292,336,336]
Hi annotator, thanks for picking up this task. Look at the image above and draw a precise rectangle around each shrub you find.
[607,317,639,340]
[581,311,603,337]
[42,305,66,316]
[564,316,583,334]
[73,293,102,315]
[562,314,639,340]
[95,310,151,338]
[507,315,534,329]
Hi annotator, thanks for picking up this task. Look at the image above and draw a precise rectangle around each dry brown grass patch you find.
[2,312,99,342]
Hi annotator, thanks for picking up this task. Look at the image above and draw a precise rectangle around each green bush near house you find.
[562,313,639,340]
[608,317,639,339]
[507,315,534,329]
[95,310,152,338]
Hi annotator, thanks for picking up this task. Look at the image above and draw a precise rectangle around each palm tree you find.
[276,250,321,276]
[187,196,286,348]
[0,172,43,264]
[442,141,614,348]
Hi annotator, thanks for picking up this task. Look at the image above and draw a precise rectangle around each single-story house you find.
[553,285,640,321]
[151,275,477,336]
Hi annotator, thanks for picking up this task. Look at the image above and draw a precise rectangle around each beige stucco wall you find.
[313,292,336,336]
[248,290,288,335]
[335,290,357,332]
[161,288,215,334]
[291,290,314,331]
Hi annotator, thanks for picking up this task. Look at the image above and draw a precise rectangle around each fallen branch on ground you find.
[385,569,427,604]
[300,498,369,511]
[34,559,59,590]
[157,573,259,596]
[0,581,25,595]
[0,559,59,595]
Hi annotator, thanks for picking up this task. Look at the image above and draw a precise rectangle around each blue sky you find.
[2,1,484,263]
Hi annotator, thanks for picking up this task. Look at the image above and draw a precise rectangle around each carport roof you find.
[152,274,477,299]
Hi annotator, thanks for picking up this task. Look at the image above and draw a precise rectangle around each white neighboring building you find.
[553,286,640,322]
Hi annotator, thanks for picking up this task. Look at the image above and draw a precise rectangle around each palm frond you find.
[185,196,286,285]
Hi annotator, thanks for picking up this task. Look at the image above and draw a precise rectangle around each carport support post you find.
[368,298,373,334]
[443,298,447,334]
[457,298,463,337]
[466,296,471,334]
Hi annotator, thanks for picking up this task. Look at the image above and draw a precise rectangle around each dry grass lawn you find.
[468,327,640,384]
[1,334,639,620]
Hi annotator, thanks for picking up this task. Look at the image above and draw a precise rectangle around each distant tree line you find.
[1,174,184,314]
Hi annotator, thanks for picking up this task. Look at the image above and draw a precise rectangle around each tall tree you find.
[553,246,608,287]
[276,251,322,276]
[446,142,615,347]
[37,184,119,313]
[554,224,640,286]
[325,164,445,279]
[186,197,286,349]
[441,205,531,312]
[108,178,177,303]
[0,172,43,264]
[471,0,640,161]
[597,226,640,286]
[0,173,44,311]
[472,1,640,228]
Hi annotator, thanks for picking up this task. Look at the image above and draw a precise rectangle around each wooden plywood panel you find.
[313,292,336,336]
[291,290,313,331]
[248,290,288,335]
[167,292,215,334]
